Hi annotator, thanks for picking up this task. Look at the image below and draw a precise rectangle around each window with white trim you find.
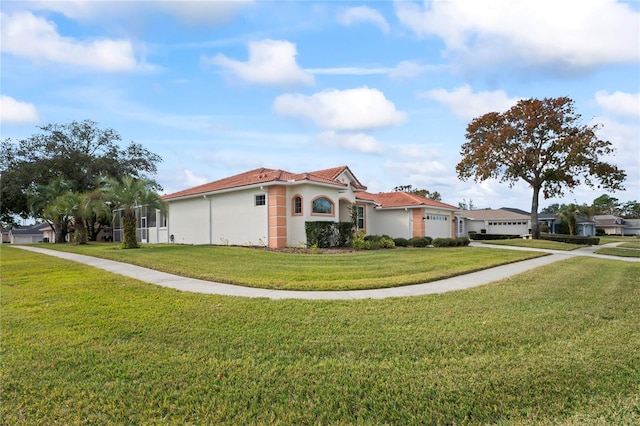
[255,194,266,206]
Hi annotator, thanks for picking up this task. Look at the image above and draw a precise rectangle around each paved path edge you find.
[11,243,637,300]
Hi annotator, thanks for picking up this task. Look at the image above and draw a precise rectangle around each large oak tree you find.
[456,97,626,239]
[1,120,162,236]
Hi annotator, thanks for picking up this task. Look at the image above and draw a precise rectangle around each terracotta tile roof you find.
[456,209,530,221]
[357,191,458,210]
[309,165,367,190]
[163,166,356,200]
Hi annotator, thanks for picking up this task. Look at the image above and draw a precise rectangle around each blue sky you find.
[2,0,639,211]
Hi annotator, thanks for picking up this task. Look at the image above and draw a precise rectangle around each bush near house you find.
[393,237,409,247]
[408,236,432,247]
[433,237,471,247]
[352,233,395,250]
[540,233,600,245]
[305,222,353,248]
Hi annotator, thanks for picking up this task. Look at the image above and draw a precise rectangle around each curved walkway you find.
[13,243,637,300]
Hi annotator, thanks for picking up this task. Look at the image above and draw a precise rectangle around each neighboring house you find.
[539,213,598,237]
[594,215,640,235]
[8,223,53,244]
[1,228,11,243]
[455,209,531,237]
[118,166,459,248]
[574,216,598,236]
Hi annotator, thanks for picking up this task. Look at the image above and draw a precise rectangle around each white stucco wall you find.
[211,190,269,246]
[167,189,269,246]
[167,197,211,244]
[285,184,351,247]
[368,209,411,238]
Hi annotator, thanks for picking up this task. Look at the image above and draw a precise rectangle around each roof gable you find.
[163,166,362,200]
[357,191,458,210]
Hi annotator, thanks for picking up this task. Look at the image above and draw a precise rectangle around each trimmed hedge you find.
[394,237,409,247]
[540,233,600,245]
[408,236,431,247]
[305,221,353,248]
[433,237,471,247]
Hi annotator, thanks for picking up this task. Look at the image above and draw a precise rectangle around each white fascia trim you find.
[165,180,347,202]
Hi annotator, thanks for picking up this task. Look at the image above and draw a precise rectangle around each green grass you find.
[595,247,640,258]
[598,235,640,244]
[476,238,582,251]
[619,242,640,249]
[2,246,639,425]
[27,243,545,291]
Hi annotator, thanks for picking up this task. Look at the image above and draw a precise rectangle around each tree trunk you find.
[530,185,541,239]
[122,211,139,249]
[54,217,65,243]
[74,215,87,245]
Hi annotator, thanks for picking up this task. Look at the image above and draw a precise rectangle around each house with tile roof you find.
[455,209,532,237]
[133,166,458,248]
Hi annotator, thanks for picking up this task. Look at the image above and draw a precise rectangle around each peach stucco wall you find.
[268,186,287,248]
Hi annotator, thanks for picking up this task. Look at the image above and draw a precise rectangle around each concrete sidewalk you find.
[13,242,637,300]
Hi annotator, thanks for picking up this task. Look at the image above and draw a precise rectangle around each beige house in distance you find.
[455,208,532,237]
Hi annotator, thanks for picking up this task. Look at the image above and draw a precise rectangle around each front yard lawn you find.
[474,238,582,251]
[595,247,640,258]
[28,243,546,291]
[2,247,639,425]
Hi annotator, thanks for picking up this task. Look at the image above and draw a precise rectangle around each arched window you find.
[292,196,302,215]
[312,197,333,215]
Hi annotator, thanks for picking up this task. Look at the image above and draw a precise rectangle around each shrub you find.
[432,237,470,247]
[432,238,450,247]
[596,228,606,236]
[350,231,371,250]
[455,237,471,246]
[374,236,396,249]
[540,233,600,245]
[394,237,409,247]
[408,237,430,247]
[305,221,353,248]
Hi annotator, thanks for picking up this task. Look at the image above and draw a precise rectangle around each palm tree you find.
[556,203,592,236]
[28,177,72,243]
[102,176,166,249]
[57,192,94,245]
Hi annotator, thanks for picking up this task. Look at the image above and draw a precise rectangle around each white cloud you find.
[395,0,639,71]
[0,11,143,72]
[420,85,520,120]
[338,6,390,33]
[388,61,439,79]
[273,87,406,131]
[594,90,640,118]
[208,39,314,87]
[306,66,391,76]
[182,169,209,187]
[0,95,40,124]
[315,131,384,154]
